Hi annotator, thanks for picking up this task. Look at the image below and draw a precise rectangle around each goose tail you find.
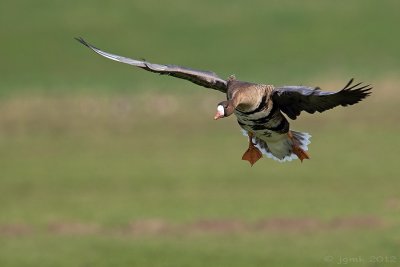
[241,130,311,162]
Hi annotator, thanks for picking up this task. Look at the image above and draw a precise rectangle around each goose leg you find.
[242,132,263,166]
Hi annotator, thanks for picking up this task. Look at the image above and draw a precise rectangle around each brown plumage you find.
[75,37,372,165]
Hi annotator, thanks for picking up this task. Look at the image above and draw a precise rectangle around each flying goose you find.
[75,37,372,165]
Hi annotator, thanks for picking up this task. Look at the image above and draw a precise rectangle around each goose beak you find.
[214,111,224,120]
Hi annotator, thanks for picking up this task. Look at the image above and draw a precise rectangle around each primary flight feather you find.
[75,37,372,165]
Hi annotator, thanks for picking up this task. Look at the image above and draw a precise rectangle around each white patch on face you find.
[217,105,225,116]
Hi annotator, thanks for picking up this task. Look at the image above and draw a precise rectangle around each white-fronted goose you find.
[75,37,372,165]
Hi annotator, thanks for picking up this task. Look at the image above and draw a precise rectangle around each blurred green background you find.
[1,0,399,266]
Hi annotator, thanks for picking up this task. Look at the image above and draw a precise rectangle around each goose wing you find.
[271,79,372,120]
[75,37,227,93]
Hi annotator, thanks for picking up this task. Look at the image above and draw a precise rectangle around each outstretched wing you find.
[272,79,372,120]
[75,37,227,93]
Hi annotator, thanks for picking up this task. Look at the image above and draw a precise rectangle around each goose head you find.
[214,100,235,120]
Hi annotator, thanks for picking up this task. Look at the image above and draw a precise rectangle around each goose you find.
[75,37,372,166]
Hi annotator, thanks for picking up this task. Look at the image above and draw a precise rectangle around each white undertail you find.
[241,130,311,162]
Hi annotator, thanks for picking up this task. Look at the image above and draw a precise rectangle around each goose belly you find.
[234,106,289,141]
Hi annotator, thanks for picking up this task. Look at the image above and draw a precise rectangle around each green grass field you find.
[1,0,400,93]
[1,1,400,266]
[0,90,399,266]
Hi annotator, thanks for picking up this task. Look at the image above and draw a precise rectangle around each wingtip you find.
[342,78,373,94]
[74,37,95,49]
[341,78,356,90]
[342,79,373,105]
[74,36,87,46]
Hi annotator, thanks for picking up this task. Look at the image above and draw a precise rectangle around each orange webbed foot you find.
[242,132,263,166]
[288,131,310,162]
[242,145,263,166]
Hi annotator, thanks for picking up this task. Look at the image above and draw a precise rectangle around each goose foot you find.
[242,132,262,166]
[288,131,310,162]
